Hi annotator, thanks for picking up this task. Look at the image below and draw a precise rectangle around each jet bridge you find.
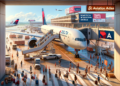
[22,30,59,54]
[79,27,114,56]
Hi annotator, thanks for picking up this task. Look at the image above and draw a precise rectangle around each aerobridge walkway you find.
[22,30,59,54]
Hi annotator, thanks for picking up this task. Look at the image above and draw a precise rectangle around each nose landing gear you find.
[75,49,80,58]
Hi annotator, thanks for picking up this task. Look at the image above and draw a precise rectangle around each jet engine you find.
[87,40,90,46]
[28,37,37,48]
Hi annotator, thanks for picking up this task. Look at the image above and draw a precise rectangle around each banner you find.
[79,13,106,22]
[79,14,93,22]
[99,30,114,40]
[87,5,115,11]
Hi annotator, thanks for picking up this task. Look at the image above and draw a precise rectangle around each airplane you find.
[8,9,88,58]
[56,9,63,11]
[6,19,19,27]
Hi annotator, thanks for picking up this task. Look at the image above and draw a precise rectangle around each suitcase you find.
[13,78,15,83]
[95,80,98,85]
[14,73,16,76]
[72,81,75,84]
[45,82,47,85]
[55,74,57,78]
[33,76,35,79]
[36,80,39,85]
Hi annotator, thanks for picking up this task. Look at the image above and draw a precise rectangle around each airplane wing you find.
[7,31,43,38]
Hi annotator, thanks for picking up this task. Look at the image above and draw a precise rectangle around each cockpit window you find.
[75,38,86,41]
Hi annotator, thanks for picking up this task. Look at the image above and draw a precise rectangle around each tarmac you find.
[0,25,120,86]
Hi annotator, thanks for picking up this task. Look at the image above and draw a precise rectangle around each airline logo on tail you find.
[13,19,19,25]
[42,8,47,25]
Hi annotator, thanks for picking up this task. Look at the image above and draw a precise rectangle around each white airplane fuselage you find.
[41,25,87,50]
[6,24,17,27]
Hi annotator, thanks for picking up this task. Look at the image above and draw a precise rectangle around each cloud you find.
[6,12,60,22]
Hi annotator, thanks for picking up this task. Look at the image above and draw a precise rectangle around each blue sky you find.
[6,5,114,22]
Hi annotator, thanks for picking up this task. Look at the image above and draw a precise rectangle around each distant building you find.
[28,20,43,31]
[51,13,112,29]
[106,17,114,27]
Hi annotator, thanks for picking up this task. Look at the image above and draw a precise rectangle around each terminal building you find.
[51,13,113,29]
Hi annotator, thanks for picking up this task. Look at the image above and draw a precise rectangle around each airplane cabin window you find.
[75,38,86,41]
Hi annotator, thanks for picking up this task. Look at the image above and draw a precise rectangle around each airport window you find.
[75,38,86,41]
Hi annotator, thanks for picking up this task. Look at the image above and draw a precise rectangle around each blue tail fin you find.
[42,8,47,25]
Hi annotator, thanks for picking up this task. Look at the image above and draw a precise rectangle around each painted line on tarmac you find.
[55,45,76,65]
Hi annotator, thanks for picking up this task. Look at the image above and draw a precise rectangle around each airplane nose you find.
[80,41,87,49]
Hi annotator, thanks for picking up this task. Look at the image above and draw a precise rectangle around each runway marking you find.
[55,45,76,65]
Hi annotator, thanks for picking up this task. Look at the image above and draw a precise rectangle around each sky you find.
[6,5,114,23]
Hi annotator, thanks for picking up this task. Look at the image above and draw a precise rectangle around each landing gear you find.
[64,44,68,47]
[75,54,79,58]
[75,49,80,58]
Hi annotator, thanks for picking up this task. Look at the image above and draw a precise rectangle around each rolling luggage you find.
[95,80,98,85]
[45,82,47,85]
[36,80,39,85]
[55,73,57,78]
[14,73,16,76]
[72,81,75,84]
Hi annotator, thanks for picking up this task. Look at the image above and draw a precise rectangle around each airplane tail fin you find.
[13,19,19,25]
[42,8,47,25]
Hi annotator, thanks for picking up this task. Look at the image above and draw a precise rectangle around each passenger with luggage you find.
[102,60,104,66]
[100,66,102,74]
[49,69,51,80]
[35,77,39,85]
[74,74,77,84]
[55,69,58,78]
[30,65,32,72]
[59,59,61,66]
[21,61,22,68]
[98,75,100,85]
[105,71,109,80]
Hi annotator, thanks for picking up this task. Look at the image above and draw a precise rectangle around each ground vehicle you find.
[42,53,61,60]
[34,58,41,69]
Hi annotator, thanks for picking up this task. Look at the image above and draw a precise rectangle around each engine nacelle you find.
[87,40,90,46]
[28,37,37,48]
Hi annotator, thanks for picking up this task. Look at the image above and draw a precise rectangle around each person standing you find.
[105,71,109,80]
[98,75,100,84]
[102,60,104,67]
[30,66,32,72]
[17,51,19,57]
[100,57,101,64]
[21,61,22,68]
[74,74,77,84]
[59,70,61,79]
[49,69,51,80]
[59,59,61,66]
[100,67,102,74]
[69,61,71,69]
[111,61,113,66]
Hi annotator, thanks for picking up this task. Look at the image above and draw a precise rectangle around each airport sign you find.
[79,14,93,22]
[79,13,106,22]
[65,6,81,14]
[93,19,105,22]
[93,13,106,19]
[87,5,115,11]
[99,30,114,40]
